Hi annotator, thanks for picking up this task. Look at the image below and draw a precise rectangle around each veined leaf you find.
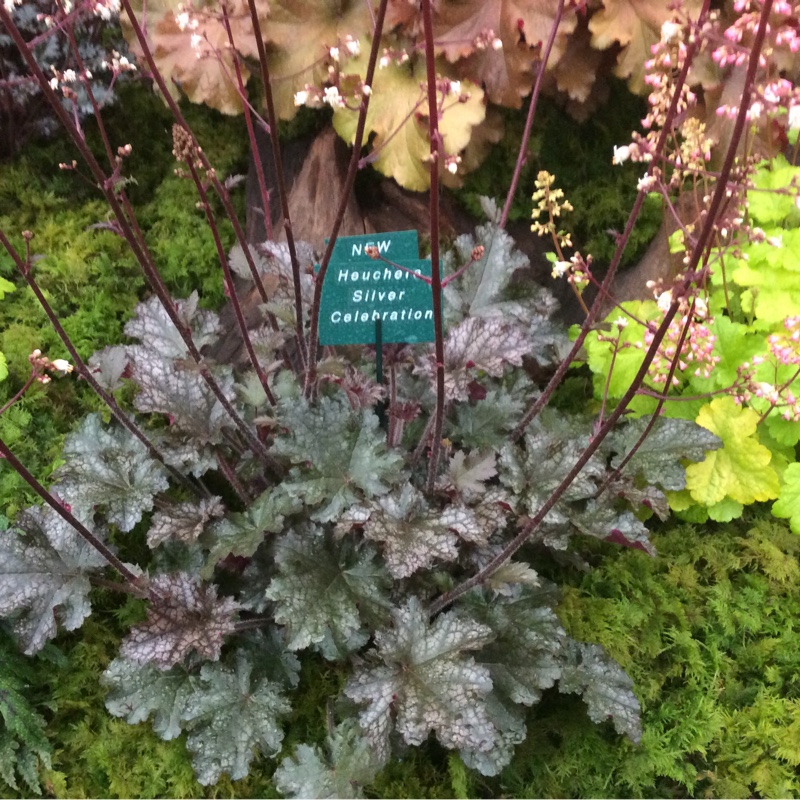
[120,573,239,669]
[148,497,226,549]
[558,641,642,743]
[773,463,800,534]
[272,395,404,522]
[686,398,780,506]
[55,414,169,533]
[0,505,107,654]
[103,657,197,741]
[608,416,722,492]
[265,525,391,659]
[274,720,383,799]
[181,653,290,785]
[345,598,496,762]
[333,53,486,191]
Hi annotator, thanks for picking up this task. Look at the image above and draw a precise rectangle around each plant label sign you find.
[317,231,436,346]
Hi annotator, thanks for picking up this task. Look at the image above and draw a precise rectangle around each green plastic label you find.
[318,232,436,346]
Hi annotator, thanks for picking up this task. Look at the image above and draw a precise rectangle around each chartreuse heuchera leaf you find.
[685,397,780,506]
[773,463,800,533]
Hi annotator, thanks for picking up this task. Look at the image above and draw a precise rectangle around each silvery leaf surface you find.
[345,598,496,762]
[54,413,169,532]
[0,504,106,654]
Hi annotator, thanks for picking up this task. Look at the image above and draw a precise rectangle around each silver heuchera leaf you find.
[434,317,530,401]
[127,346,237,445]
[87,345,130,391]
[103,657,197,740]
[471,588,567,707]
[499,410,604,524]
[570,500,656,556]
[345,598,496,763]
[202,488,300,578]
[120,573,239,669]
[0,504,107,654]
[608,417,723,491]
[459,693,527,777]
[147,497,226,549]
[442,219,529,324]
[274,720,384,799]
[440,450,497,501]
[180,653,290,785]
[272,396,404,522]
[124,292,221,358]
[338,485,459,579]
[54,414,169,533]
[558,641,642,744]
[266,525,391,659]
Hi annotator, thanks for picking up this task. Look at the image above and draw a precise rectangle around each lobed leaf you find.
[120,573,239,669]
[558,641,642,743]
[55,414,169,533]
[274,720,383,799]
[180,653,290,785]
[272,395,404,522]
[345,598,496,762]
[266,525,392,659]
[0,505,107,654]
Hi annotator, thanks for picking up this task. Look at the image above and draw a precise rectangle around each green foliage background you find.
[1,83,799,799]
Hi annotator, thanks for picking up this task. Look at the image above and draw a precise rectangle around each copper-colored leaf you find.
[434,0,577,107]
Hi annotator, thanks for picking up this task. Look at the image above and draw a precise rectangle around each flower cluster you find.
[531,171,573,249]
[28,349,73,385]
[642,291,720,386]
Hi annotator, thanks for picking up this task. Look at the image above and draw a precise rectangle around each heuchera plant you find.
[581,4,800,531]
[0,0,794,793]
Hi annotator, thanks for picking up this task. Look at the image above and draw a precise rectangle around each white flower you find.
[613,316,629,330]
[445,156,461,175]
[329,46,340,62]
[294,89,309,106]
[694,297,708,319]
[323,86,345,108]
[50,359,73,374]
[637,174,657,192]
[63,69,77,83]
[190,33,203,50]
[660,20,682,43]
[50,76,59,90]
[449,80,461,97]
[492,37,503,50]
[612,144,631,164]
[362,84,371,96]
[3,0,21,12]
[379,54,390,68]
[788,103,800,131]
[551,260,570,279]
[176,11,191,29]
[657,290,673,313]
[345,37,360,56]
